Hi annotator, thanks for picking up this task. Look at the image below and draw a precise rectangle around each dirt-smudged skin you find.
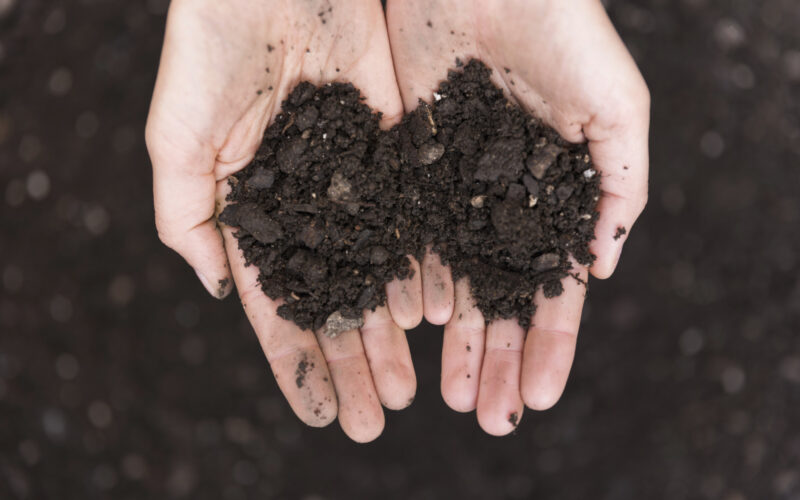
[220,60,600,331]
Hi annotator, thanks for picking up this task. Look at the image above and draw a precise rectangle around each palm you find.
[147,0,414,442]
[387,0,650,435]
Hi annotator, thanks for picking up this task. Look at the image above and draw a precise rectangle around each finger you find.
[360,306,417,410]
[385,256,424,330]
[147,127,234,299]
[421,246,455,325]
[441,279,485,412]
[386,0,478,110]
[521,265,588,411]
[585,110,649,279]
[332,0,405,129]
[476,319,525,436]
[315,328,385,443]
[582,7,650,280]
[219,225,336,427]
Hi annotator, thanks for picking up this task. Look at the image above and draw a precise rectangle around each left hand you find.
[386,0,650,435]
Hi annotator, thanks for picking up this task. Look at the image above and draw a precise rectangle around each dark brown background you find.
[1,0,799,498]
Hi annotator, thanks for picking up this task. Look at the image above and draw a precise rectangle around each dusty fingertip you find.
[380,377,417,411]
[477,409,520,437]
[302,398,338,428]
[216,276,234,299]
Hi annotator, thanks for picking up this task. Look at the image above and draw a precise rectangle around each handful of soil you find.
[220,60,600,335]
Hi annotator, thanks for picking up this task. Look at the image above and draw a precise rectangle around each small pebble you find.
[418,141,445,165]
[470,195,486,208]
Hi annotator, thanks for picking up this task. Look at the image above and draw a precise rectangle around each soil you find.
[221,60,599,332]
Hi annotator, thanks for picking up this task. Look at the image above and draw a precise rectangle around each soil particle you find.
[509,412,519,427]
[532,253,561,272]
[418,141,445,165]
[217,278,230,298]
[323,311,364,338]
[295,356,312,388]
[614,226,627,240]
[220,60,599,330]
[526,144,564,180]
[466,344,471,352]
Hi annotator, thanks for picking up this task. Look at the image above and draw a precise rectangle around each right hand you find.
[146,0,418,442]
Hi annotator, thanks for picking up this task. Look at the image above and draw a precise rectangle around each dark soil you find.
[221,60,599,332]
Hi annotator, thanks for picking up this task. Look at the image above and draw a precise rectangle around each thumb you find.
[146,121,233,299]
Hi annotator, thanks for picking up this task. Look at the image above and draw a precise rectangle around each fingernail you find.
[194,270,219,298]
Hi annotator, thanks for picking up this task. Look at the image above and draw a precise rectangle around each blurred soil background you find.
[1,0,799,498]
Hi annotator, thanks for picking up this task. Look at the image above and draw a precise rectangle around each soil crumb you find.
[614,226,627,240]
[220,60,600,332]
[217,278,229,298]
[509,412,519,427]
[295,356,312,388]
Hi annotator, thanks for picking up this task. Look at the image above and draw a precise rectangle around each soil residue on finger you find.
[220,60,600,331]
[217,278,230,298]
[509,412,519,428]
[614,226,627,240]
[295,355,313,388]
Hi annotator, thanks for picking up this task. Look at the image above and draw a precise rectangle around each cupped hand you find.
[387,0,650,435]
[146,0,418,442]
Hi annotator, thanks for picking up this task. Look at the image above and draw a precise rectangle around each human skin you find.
[387,0,650,435]
[145,0,420,442]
